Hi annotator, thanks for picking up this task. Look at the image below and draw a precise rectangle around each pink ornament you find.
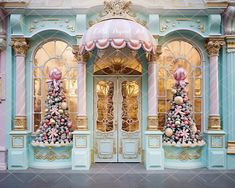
[174,68,187,87]
[184,121,189,125]
[49,68,62,81]
[174,68,186,81]
[68,121,72,128]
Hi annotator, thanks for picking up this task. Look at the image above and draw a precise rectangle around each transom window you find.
[158,40,202,130]
[33,40,78,131]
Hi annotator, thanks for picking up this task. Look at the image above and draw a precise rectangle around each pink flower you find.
[49,128,58,140]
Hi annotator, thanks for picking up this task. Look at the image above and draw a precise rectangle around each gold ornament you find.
[59,109,64,114]
[50,118,56,124]
[192,125,197,134]
[61,102,68,110]
[165,128,173,137]
[175,120,181,125]
[174,96,183,105]
[45,108,49,113]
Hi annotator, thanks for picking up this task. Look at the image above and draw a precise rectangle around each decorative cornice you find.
[206,1,228,8]
[11,38,29,56]
[98,0,135,22]
[205,37,225,56]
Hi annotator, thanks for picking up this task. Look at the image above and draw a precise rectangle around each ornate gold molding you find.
[208,115,221,131]
[98,0,135,22]
[33,147,71,161]
[0,37,6,52]
[227,141,235,154]
[165,148,202,160]
[147,115,159,130]
[11,38,29,56]
[205,37,225,56]
[14,116,27,131]
[76,115,88,130]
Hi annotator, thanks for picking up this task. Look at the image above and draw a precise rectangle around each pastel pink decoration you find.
[49,68,62,81]
[80,19,156,54]
[174,68,187,87]
[174,68,186,81]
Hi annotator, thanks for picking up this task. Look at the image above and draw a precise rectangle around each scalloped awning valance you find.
[79,19,156,54]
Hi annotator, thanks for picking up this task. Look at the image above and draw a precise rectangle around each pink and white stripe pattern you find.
[79,19,156,54]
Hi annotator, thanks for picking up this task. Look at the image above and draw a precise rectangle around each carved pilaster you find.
[205,37,225,56]
[208,115,221,131]
[147,115,159,130]
[76,115,88,130]
[11,38,29,56]
[14,116,27,130]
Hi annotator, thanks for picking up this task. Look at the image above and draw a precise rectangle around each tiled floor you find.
[1,163,235,188]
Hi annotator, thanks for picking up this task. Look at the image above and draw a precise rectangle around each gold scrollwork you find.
[165,148,202,160]
[33,147,71,161]
[205,38,225,56]
[14,116,27,131]
[11,38,29,56]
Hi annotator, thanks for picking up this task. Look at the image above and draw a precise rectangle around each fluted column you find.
[11,38,29,130]
[73,45,88,130]
[205,37,225,130]
[147,46,161,130]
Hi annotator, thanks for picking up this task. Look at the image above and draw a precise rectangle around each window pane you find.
[159,40,202,130]
[33,40,78,131]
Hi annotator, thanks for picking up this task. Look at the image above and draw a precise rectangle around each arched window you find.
[33,40,78,131]
[158,40,202,130]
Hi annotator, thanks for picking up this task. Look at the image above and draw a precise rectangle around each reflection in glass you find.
[96,81,114,132]
[158,40,202,130]
[33,40,78,131]
[121,81,139,132]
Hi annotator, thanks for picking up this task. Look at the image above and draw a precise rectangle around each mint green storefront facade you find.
[0,0,235,170]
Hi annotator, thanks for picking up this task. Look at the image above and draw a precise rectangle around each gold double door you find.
[94,76,142,162]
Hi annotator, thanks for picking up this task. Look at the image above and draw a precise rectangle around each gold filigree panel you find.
[96,81,114,132]
[121,81,139,132]
[94,48,142,75]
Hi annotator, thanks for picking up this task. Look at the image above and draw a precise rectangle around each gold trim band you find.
[14,116,27,130]
[76,115,88,130]
[208,115,221,131]
[147,115,159,130]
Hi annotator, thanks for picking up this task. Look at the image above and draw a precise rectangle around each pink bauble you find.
[184,121,189,125]
[68,122,72,128]
[174,68,187,81]
[49,68,62,81]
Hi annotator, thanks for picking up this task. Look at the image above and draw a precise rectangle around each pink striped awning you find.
[79,19,156,54]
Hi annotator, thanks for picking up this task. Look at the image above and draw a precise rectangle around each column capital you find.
[205,37,225,56]
[147,45,162,63]
[0,36,6,52]
[72,44,89,62]
[11,38,29,56]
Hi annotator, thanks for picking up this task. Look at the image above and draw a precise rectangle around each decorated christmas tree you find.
[32,68,73,146]
[163,68,205,147]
